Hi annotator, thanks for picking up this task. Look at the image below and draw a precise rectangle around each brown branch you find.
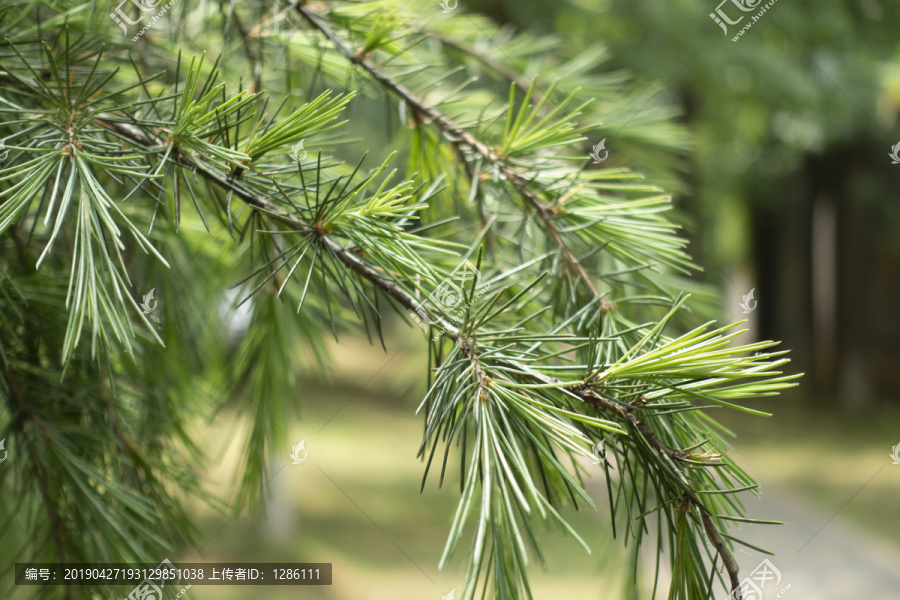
[96,116,462,340]
[541,376,742,597]
[293,3,610,309]
[97,115,739,599]
[702,510,743,597]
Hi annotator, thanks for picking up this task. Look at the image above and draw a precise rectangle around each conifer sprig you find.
[0,4,800,600]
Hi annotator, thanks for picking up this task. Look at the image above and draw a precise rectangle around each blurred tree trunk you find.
[752,143,900,407]
[836,155,875,409]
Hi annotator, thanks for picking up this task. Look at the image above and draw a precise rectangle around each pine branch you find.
[100,113,742,595]
[97,116,462,336]
[294,4,612,309]
[571,383,742,595]
[429,32,541,103]
[0,354,70,573]
[0,10,792,599]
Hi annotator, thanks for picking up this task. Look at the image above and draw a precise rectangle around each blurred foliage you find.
[484,0,900,267]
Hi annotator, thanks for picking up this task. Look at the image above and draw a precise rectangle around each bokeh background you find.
[156,1,900,599]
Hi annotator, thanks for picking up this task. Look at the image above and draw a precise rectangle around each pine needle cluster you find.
[0,1,798,599]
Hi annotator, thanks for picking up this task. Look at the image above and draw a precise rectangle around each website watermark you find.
[140,288,158,314]
[590,439,620,470]
[710,0,781,41]
[289,139,307,163]
[139,288,161,325]
[109,0,180,41]
[290,440,308,465]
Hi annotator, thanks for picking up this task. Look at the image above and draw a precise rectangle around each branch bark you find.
[99,114,741,596]
[574,384,743,596]
[293,3,610,307]
[97,117,462,339]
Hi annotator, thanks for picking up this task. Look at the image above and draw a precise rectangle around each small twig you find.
[431,33,541,103]
[219,0,263,92]
[460,340,491,401]
[294,4,610,310]
[546,379,742,597]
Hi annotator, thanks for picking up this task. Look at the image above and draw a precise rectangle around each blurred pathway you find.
[729,484,900,599]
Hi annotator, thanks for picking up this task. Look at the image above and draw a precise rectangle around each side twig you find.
[294,4,610,308]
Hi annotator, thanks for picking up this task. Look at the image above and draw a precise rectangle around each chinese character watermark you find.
[710,0,781,41]
[723,558,790,600]
[109,0,180,41]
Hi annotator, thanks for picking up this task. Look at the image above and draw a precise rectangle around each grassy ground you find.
[716,393,900,545]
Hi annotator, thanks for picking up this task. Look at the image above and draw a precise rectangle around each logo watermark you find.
[124,558,190,600]
[589,139,608,164]
[439,0,457,13]
[723,558,790,600]
[140,288,158,314]
[889,142,900,165]
[710,0,781,41]
[109,0,180,41]
[890,443,900,465]
[409,259,489,340]
[289,139,307,163]
[739,288,757,314]
[442,589,456,600]
[591,440,608,465]
[290,440,308,464]
[0,438,7,463]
